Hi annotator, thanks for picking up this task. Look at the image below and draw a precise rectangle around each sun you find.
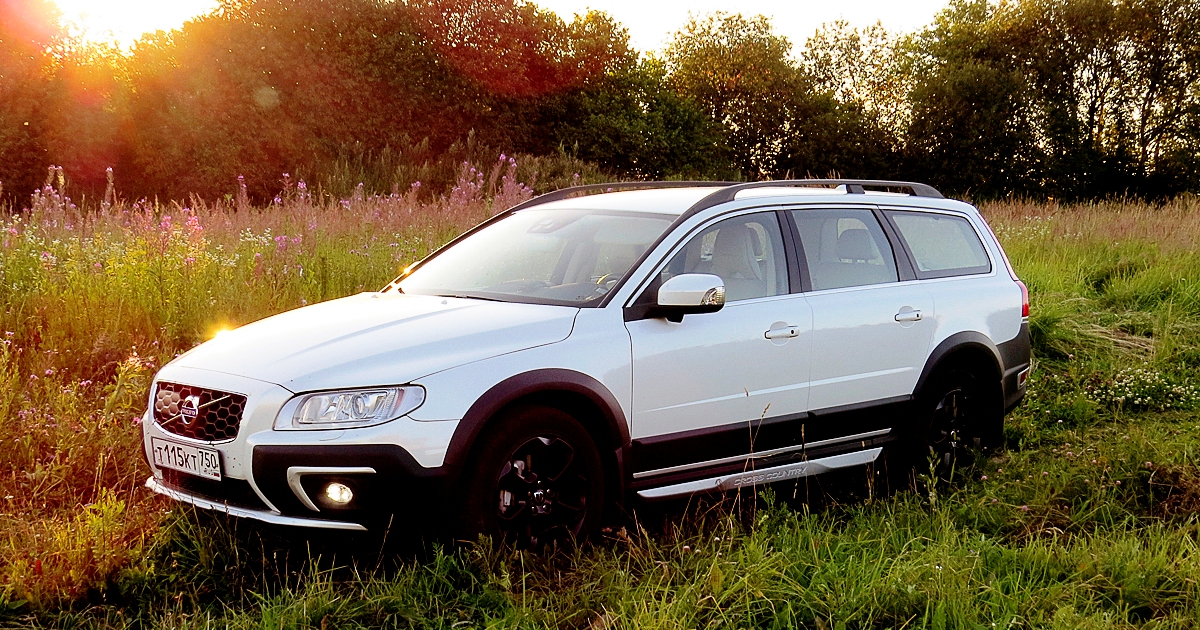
[52,0,219,47]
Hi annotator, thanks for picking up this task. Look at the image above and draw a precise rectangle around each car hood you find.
[169,292,579,392]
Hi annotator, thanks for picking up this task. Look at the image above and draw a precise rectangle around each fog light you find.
[324,482,353,505]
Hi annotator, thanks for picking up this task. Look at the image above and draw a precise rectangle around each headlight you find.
[274,385,425,430]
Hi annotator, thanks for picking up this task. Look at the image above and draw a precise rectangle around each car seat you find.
[706,224,767,301]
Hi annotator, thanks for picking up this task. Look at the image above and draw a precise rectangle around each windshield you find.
[395,209,675,306]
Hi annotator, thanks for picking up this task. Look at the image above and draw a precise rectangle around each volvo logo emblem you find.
[180,395,201,426]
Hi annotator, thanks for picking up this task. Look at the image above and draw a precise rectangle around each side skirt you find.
[636,447,882,501]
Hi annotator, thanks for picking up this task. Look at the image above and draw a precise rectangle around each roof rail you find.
[681,178,942,220]
[505,178,942,216]
[507,180,738,213]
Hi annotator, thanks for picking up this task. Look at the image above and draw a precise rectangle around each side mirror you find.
[653,273,725,322]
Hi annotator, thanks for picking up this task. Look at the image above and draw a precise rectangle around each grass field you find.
[2,165,1200,628]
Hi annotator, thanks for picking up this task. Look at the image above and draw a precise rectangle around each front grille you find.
[160,469,269,511]
[153,382,246,442]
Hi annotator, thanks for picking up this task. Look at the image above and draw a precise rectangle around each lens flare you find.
[52,0,219,47]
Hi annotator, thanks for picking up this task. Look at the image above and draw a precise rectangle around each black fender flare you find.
[442,368,631,492]
[913,331,1003,400]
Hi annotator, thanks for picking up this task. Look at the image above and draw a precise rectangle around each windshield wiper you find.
[436,293,506,303]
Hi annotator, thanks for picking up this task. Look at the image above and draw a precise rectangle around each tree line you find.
[1,0,1198,204]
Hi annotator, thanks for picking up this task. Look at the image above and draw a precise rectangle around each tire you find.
[889,367,990,487]
[456,405,605,548]
[916,368,987,477]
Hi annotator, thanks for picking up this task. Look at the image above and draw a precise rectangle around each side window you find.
[791,209,899,291]
[886,211,991,277]
[659,212,789,302]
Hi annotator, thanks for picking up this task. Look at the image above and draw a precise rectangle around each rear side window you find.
[791,209,899,291]
[885,211,991,278]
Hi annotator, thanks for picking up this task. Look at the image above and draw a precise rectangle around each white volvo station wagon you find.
[142,180,1030,545]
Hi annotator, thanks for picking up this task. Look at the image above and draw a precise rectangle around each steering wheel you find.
[593,273,620,295]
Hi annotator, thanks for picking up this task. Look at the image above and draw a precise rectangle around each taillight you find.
[1016,280,1029,318]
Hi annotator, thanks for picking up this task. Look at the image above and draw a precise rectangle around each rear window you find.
[885,211,991,278]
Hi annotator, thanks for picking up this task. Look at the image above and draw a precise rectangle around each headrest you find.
[836,229,875,261]
[713,224,755,257]
[711,224,762,279]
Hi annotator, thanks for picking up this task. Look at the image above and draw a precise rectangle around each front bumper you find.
[249,443,452,527]
[143,366,460,531]
[147,442,454,530]
[146,476,368,530]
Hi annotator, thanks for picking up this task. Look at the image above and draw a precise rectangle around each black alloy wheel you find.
[928,385,972,468]
[459,406,604,548]
[882,368,986,490]
[921,369,982,476]
[495,436,590,545]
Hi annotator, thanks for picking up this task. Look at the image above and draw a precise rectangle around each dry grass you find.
[982,196,1200,253]
[1,185,1200,626]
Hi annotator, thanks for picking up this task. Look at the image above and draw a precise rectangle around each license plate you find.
[151,437,222,480]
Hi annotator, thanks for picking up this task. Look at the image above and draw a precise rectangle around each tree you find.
[547,58,729,179]
[4,0,1200,203]
[0,0,60,202]
[664,13,807,178]
[115,0,639,199]
[903,0,1200,198]
[800,20,911,137]
[900,0,1043,197]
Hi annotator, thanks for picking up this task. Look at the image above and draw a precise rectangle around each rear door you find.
[789,206,935,440]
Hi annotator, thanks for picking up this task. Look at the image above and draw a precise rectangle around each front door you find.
[626,211,812,475]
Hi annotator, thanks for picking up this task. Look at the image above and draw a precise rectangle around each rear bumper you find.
[999,321,1031,413]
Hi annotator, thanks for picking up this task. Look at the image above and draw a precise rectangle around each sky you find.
[535,0,948,51]
[51,0,948,52]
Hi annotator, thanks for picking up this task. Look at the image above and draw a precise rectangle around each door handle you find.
[764,325,800,340]
[894,309,923,322]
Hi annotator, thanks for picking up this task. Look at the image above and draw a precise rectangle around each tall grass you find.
[0,157,531,604]
[985,199,1200,422]
[1,180,1199,627]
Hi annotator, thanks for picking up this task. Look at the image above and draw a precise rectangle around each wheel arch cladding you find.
[443,369,630,496]
[915,332,1005,445]
[916,332,1003,394]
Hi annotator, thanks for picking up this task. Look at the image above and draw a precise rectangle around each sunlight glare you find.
[52,0,219,48]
